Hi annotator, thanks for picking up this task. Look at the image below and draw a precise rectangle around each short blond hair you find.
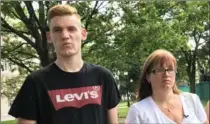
[47,4,80,23]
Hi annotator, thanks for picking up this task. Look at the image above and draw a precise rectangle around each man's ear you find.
[81,28,87,41]
[46,32,52,44]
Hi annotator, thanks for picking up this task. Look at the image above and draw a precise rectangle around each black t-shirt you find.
[9,63,121,124]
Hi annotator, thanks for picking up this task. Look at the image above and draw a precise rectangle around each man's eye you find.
[53,28,61,32]
[68,28,76,31]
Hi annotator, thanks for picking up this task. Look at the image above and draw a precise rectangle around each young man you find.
[9,4,121,124]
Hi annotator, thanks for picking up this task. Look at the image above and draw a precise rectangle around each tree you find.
[117,1,189,86]
[1,1,123,98]
[1,75,26,101]
[2,1,209,98]
[119,63,141,107]
[1,1,108,71]
[170,1,209,92]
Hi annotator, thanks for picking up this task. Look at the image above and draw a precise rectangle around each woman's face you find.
[147,62,176,91]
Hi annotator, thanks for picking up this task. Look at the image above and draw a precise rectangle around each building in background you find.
[1,59,18,121]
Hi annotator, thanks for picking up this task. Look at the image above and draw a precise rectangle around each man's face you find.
[47,15,87,58]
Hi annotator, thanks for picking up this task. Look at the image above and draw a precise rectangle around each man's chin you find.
[60,52,78,57]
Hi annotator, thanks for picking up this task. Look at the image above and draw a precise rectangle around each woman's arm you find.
[205,101,209,123]
[193,94,209,124]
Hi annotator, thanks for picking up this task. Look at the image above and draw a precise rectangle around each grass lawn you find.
[201,99,209,106]
[1,102,130,124]
[1,120,16,124]
[2,100,208,124]
[118,101,134,118]
[118,102,129,118]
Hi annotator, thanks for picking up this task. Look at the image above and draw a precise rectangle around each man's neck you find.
[55,55,84,73]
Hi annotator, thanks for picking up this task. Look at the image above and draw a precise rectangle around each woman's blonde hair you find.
[137,49,180,101]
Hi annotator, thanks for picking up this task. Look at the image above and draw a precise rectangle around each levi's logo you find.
[48,85,102,110]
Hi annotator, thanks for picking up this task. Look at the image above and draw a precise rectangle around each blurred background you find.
[1,1,209,123]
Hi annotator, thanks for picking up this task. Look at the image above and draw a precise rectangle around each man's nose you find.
[61,30,69,40]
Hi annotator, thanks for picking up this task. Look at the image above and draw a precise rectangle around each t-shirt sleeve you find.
[8,75,37,120]
[193,94,207,122]
[125,105,141,124]
[104,70,121,109]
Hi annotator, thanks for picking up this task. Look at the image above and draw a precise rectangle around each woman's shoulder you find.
[180,92,200,101]
[130,96,153,111]
[180,92,196,96]
[126,96,157,123]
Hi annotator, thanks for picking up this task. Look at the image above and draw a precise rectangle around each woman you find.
[126,49,208,124]
[205,100,209,121]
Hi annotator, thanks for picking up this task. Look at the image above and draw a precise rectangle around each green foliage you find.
[1,120,17,124]
[1,74,26,100]
[1,35,39,72]
[1,1,209,97]
[170,1,209,92]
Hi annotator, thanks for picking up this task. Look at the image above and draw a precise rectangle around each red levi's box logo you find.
[48,85,102,110]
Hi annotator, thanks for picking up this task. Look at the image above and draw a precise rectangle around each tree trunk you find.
[127,91,130,107]
[189,73,196,93]
[184,50,196,93]
[190,51,196,93]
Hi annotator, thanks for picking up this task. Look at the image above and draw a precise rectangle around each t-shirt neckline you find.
[53,62,86,75]
[149,94,188,123]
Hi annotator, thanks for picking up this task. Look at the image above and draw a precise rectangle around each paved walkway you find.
[1,114,15,121]
[119,118,125,124]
